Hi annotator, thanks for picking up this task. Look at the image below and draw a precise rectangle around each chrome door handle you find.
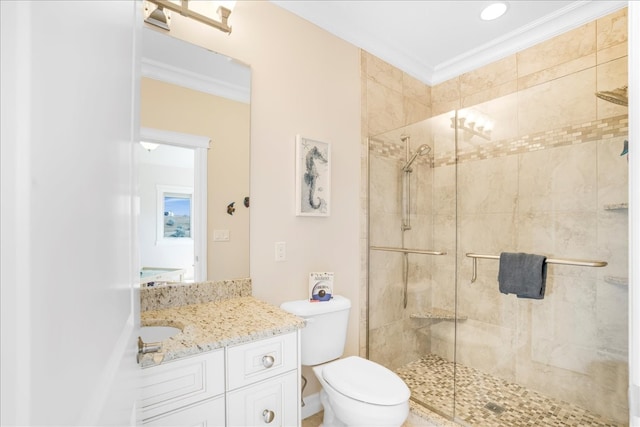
[262,409,275,423]
[262,355,275,368]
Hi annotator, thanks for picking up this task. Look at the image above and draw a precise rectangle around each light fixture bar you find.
[147,0,232,34]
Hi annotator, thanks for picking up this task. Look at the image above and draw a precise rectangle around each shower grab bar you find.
[370,246,447,256]
[466,253,608,283]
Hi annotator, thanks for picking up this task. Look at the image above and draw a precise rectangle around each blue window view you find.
[164,194,191,238]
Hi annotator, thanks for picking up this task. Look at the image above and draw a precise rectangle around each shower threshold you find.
[396,354,624,427]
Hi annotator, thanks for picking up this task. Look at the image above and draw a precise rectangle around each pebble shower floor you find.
[395,354,624,427]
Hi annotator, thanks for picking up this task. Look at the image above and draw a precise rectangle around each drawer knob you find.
[262,409,275,423]
[262,355,275,368]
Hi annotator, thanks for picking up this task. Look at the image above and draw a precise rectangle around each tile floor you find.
[396,354,625,427]
[302,354,624,427]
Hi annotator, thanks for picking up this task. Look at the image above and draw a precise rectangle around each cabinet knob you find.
[262,409,275,424]
[262,354,275,368]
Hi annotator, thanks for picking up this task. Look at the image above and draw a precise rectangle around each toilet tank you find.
[280,295,351,366]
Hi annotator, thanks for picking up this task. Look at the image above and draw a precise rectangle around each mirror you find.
[139,27,250,284]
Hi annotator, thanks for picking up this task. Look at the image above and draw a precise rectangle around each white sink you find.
[139,326,181,342]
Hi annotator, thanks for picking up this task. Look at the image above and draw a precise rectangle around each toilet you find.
[280,295,410,427]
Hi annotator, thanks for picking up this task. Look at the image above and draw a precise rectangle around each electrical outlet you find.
[275,242,286,261]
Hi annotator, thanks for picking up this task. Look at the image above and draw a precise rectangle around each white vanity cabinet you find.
[139,331,300,427]
[140,348,226,426]
[226,332,299,426]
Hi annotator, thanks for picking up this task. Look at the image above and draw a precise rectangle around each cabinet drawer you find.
[227,370,298,427]
[227,332,298,390]
[141,349,225,421]
[142,395,225,426]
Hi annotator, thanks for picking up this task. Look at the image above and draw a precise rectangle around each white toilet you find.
[280,295,410,427]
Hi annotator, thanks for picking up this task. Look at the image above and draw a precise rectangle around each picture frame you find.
[295,135,331,216]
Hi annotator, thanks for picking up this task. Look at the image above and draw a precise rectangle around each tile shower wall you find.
[361,7,628,425]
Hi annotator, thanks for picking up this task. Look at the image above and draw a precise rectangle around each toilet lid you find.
[322,356,410,405]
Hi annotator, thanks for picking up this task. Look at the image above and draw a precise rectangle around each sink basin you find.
[139,326,181,342]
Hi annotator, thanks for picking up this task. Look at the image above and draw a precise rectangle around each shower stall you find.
[367,89,629,425]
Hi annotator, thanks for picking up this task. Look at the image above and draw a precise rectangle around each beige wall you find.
[152,1,362,398]
[140,78,251,281]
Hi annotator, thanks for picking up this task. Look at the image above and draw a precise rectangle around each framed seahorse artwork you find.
[295,135,331,216]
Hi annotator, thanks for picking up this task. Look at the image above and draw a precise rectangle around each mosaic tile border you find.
[369,114,628,168]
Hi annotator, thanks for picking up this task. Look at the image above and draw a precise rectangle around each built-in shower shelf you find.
[410,309,466,321]
[603,202,628,210]
[604,276,628,286]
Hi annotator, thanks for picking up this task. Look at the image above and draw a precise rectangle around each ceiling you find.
[270,1,627,85]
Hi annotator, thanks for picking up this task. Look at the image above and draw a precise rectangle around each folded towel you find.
[498,252,547,299]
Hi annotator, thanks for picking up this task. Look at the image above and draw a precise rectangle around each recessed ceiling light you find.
[480,2,508,21]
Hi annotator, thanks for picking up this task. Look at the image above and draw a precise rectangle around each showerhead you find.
[402,144,431,171]
[595,85,628,106]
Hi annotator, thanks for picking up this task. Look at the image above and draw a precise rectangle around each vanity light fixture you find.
[480,2,508,21]
[144,2,171,31]
[450,110,494,141]
[140,141,160,151]
[144,0,235,34]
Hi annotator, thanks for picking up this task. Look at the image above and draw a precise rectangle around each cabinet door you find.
[141,350,225,421]
[227,371,298,427]
[143,395,225,426]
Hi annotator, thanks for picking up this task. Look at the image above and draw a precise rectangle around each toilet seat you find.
[322,356,410,406]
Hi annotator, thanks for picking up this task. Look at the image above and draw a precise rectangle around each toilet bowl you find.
[312,356,410,427]
[279,296,410,427]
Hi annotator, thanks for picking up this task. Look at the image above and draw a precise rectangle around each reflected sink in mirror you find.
[139,326,181,342]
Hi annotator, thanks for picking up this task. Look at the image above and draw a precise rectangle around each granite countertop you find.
[139,296,305,367]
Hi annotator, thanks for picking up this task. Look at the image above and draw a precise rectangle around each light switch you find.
[213,229,230,242]
[275,242,286,261]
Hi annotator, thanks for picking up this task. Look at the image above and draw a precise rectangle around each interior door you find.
[1,1,141,425]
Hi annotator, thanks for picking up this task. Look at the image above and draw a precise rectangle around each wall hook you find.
[227,202,235,215]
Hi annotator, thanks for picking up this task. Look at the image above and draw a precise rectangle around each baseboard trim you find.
[301,392,322,420]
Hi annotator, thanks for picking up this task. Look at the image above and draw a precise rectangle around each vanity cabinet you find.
[140,348,225,425]
[227,332,299,426]
[139,331,300,426]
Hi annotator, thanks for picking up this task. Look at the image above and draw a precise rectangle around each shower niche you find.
[367,90,629,425]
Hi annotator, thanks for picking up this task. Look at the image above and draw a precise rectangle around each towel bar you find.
[466,253,607,283]
[370,246,447,256]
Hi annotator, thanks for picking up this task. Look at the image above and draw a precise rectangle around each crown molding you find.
[425,0,628,85]
[141,57,250,104]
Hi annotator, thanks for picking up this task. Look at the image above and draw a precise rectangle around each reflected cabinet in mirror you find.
[139,27,250,284]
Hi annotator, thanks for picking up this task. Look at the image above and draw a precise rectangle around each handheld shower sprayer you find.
[402,144,431,172]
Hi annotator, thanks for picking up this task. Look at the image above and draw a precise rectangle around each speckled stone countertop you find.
[139,296,305,367]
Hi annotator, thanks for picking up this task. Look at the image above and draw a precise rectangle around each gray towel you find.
[498,252,547,299]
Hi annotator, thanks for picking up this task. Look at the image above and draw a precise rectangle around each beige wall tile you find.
[460,55,517,98]
[518,142,598,215]
[404,97,431,125]
[598,41,627,64]
[403,72,431,106]
[367,78,405,136]
[364,50,403,93]
[597,7,627,51]
[431,77,460,104]
[461,80,517,109]
[517,68,596,136]
[518,53,595,91]
[517,22,596,77]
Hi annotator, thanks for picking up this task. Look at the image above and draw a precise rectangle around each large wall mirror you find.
[139,27,250,284]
